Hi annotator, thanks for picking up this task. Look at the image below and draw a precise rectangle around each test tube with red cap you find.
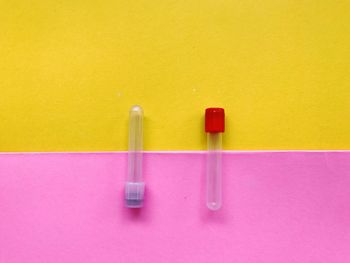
[125,105,145,208]
[205,108,225,210]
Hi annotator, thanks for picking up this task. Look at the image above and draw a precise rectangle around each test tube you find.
[125,105,145,208]
[205,108,225,210]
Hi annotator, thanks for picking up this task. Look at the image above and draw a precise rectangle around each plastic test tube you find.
[125,105,145,208]
[205,108,225,210]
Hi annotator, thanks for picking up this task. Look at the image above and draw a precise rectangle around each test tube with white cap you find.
[125,105,145,208]
[205,108,225,211]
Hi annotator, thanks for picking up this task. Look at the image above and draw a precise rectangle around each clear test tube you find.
[205,108,225,211]
[125,105,145,208]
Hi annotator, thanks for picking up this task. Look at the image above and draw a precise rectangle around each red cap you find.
[205,108,225,133]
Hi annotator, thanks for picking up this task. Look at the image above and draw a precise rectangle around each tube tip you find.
[130,105,143,114]
[207,201,222,211]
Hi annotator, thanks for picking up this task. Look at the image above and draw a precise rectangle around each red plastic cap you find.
[205,108,225,133]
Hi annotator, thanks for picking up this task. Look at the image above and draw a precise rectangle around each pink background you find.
[1,152,350,262]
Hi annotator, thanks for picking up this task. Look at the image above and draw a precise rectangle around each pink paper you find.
[0,152,350,262]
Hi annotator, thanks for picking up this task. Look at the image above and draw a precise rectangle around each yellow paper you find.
[0,1,349,151]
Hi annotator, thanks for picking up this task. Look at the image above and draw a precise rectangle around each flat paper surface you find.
[1,152,349,262]
[1,1,350,151]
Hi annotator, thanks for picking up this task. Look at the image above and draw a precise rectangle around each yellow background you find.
[0,1,349,151]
